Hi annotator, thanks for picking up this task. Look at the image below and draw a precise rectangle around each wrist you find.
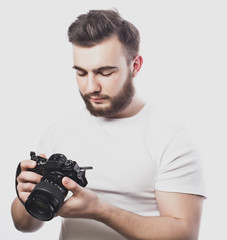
[93,199,116,222]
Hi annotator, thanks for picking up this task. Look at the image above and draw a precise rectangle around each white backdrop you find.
[0,0,226,239]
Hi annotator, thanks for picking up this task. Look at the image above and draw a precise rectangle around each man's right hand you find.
[16,155,45,203]
[11,154,46,232]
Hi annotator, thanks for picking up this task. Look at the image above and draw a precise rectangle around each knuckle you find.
[17,182,36,199]
[20,160,29,169]
[17,182,22,192]
[16,175,21,183]
[19,192,29,202]
[17,171,41,184]
[17,171,26,182]
[20,160,35,171]
[24,182,35,192]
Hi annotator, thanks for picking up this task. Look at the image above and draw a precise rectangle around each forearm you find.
[11,197,44,232]
[59,178,202,239]
[95,202,194,240]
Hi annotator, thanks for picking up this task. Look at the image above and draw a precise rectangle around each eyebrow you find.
[72,65,118,73]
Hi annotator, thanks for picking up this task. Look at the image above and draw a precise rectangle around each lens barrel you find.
[25,180,67,221]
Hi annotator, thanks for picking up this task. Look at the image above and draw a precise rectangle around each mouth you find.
[89,96,109,104]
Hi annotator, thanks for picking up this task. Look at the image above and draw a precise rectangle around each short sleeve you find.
[155,127,206,197]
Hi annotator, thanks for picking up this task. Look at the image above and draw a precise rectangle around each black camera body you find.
[29,151,90,187]
[20,152,92,221]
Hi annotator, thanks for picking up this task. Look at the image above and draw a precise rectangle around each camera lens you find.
[25,179,67,221]
[26,197,55,221]
[32,200,52,214]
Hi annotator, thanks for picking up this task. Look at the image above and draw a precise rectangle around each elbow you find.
[13,219,44,233]
[13,222,29,233]
[12,217,44,233]
[180,221,200,240]
[11,198,44,233]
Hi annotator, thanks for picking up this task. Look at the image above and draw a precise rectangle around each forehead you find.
[72,37,128,70]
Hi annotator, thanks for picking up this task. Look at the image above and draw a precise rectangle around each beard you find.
[80,72,135,118]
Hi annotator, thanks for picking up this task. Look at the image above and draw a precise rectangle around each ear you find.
[132,55,143,77]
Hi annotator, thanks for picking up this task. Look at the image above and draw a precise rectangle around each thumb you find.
[62,177,82,195]
[39,153,47,158]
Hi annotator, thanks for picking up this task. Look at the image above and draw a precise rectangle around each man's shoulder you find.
[145,104,185,137]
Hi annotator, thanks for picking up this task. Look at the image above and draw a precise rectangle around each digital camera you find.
[21,152,92,221]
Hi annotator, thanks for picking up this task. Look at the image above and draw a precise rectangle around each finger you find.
[20,153,47,171]
[20,160,37,171]
[17,171,42,184]
[62,177,83,195]
[17,182,37,203]
[18,192,30,203]
[17,182,36,193]
[39,153,47,158]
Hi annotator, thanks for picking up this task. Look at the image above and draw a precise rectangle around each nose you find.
[86,73,101,94]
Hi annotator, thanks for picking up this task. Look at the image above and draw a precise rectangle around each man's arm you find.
[97,191,203,240]
[11,197,44,232]
[58,177,204,240]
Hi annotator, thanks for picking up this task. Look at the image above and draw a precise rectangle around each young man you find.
[11,9,206,240]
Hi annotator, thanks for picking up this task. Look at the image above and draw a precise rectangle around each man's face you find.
[72,37,135,118]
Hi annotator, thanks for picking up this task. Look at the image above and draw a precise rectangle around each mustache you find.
[83,92,110,99]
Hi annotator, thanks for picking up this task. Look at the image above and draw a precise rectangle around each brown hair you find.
[68,9,140,63]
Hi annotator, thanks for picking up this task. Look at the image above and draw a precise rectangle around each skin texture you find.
[11,37,204,239]
[11,158,44,232]
[73,36,145,118]
[57,177,204,240]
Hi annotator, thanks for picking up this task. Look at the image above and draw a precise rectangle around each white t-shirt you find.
[38,104,206,240]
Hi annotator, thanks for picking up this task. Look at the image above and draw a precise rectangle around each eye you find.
[98,71,114,77]
[77,71,87,77]
[72,66,87,77]
[75,69,87,77]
